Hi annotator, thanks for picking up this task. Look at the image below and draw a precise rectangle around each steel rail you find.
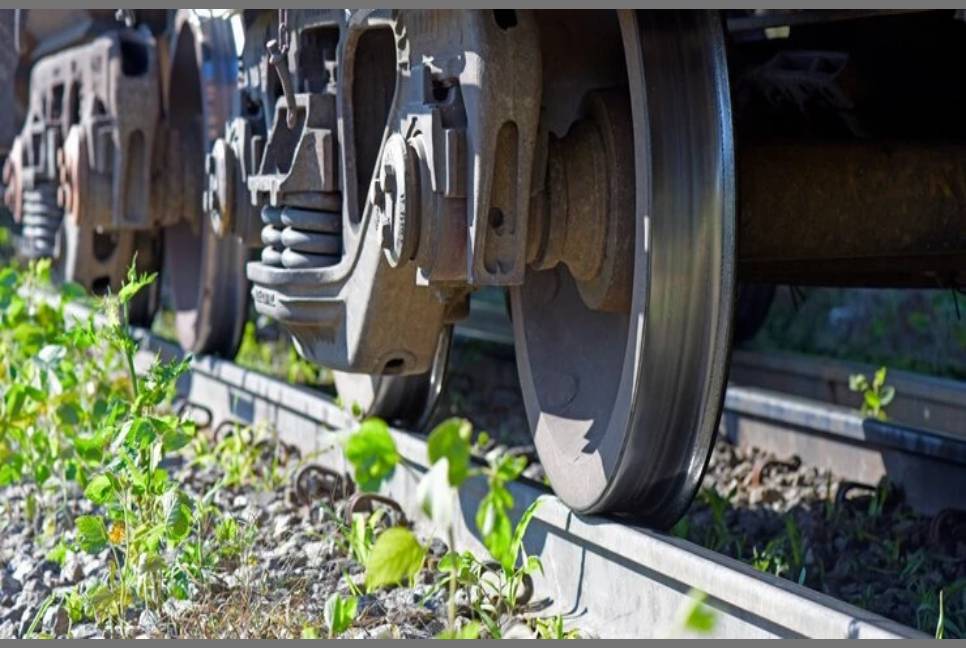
[115,326,923,638]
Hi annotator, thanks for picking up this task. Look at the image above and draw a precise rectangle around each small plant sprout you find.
[533,614,579,639]
[323,592,358,638]
[848,367,895,420]
[665,589,718,638]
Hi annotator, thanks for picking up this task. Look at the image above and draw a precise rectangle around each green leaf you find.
[46,541,67,566]
[60,281,87,302]
[476,494,513,571]
[848,374,867,392]
[167,569,190,600]
[162,427,191,452]
[427,417,472,487]
[117,261,157,305]
[475,431,491,449]
[301,626,321,640]
[509,497,543,563]
[323,593,358,638]
[125,417,157,449]
[524,554,543,576]
[84,475,115,505]
[437,622,482,639]
[163,491,193,543]
[55,402,81,426]
[148,468,169,495]
[345,418,399,492]
[864,391,881,410]
[33,462,51,486]
[349,514,372,564]
[438,551,458,573]
[681,591,717,635]
[4,384,27,419]
[495,454,528,483]
[873,367,887,390]
[0,459,22,486]
[364,527,425,591]
[75,515,108,554]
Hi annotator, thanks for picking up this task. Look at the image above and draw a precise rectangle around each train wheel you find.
[334,326,453,429]
[162,10,248,356]
[510,10,735,526]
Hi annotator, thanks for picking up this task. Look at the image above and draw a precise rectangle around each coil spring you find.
[260,205,342,269]
[18,185,62,258]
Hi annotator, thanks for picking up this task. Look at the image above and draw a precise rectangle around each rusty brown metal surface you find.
[738,139,966,287]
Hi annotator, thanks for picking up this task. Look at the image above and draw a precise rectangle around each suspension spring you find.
[260,205,342,269]
[19,184,62,258]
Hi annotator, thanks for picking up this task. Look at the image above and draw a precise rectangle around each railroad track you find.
[52,294,966,637]
[120,327,925,639]
[460,292,966,515]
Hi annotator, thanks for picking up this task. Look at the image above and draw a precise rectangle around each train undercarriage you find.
[2,8,965,526]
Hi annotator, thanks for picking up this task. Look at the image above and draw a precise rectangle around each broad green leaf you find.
[125,417,157,449]
[364,527,425,591]
[148,468,169,495]
[345,418,399,492]
[84,475,115,505]
[75,515,108,554]
[162,427,191,452]
[164,491,193,543]
[427,417,472,487]
[438,551,458,573]
[0,462,20,486]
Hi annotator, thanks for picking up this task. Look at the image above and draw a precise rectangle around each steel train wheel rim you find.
[163,10,248,356]
[509,10,735,525]
[333,325,453,429]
